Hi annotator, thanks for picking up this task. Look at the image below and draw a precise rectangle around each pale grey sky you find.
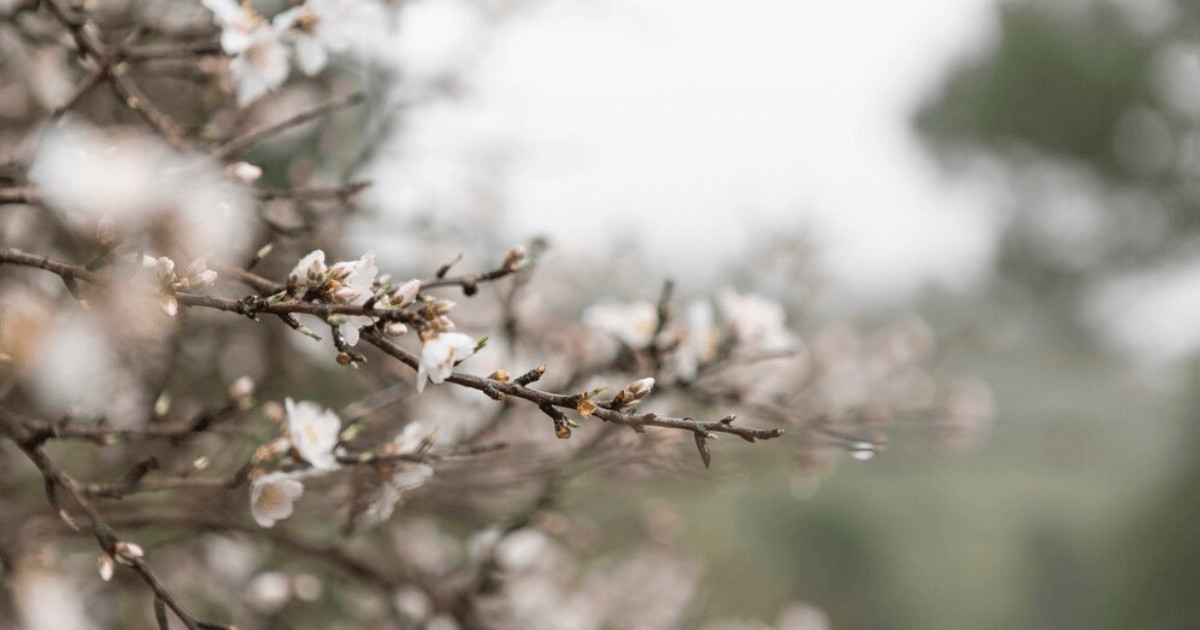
[366,0,1001,303]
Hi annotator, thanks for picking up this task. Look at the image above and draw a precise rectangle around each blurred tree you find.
[916,0,1200,343]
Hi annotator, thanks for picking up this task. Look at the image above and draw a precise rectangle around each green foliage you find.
[917,2,1152,174]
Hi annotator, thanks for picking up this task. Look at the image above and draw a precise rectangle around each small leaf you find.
[473,335,489,354]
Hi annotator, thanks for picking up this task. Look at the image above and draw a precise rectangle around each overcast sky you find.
[367,0,1001,303]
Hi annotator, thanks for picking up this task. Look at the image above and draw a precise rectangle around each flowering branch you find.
[0,409,233,630]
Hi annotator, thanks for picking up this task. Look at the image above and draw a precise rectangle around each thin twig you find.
[213,91,365,159]
[0,409,224,630]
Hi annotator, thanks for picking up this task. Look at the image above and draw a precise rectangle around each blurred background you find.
[360,0,1200,628]
[5,0,1200,627]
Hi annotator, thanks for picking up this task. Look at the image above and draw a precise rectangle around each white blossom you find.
[200,0,289,104]
[249,471,305,527]
[582,300,657,347]
[717,289,795,352]
[247,571,292,611]
[97,554,114,582]
[30,123,256,263]
[392,278,421,307]
[416,332,476,392]
[229,26,291,105]
[225,161,263,183]
[332,251,377,345]
[201,0,264,54]
[673,299,719,380]
[358,464,433,528]
[289,249,328,293]
[285,398,341,470]
[393,420,432,453]
[274,0,353,76]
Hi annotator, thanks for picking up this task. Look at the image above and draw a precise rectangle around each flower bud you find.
[114,540,144,560]
[264,401,285,423]
[229,376,255,401]
[332,285,362,303]
[503,246,527,271]
[195,269,219,286]
[160,294,178,318]
[155,256,175,279]
[612,377,655,407]
[430,298,457,316]
[392,279,421,307]
[226,161,263,183]
[97,553,114,581]
[328,261,355,281]
[625,377,655,400]
[385,322,408,337]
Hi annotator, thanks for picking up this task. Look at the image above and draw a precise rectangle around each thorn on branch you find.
[435,253,463,279]
[694,430,713,469]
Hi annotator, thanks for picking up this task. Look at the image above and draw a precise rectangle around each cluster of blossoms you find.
[29,123,256,264]
[143,255,219,317]
[285,248,483,389]
[249,398,434,528]
[201,0,379,104]
[582,287,793,383]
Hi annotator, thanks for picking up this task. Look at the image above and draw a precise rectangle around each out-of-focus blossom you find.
[247,571,292,612]
[229,375,255,401]
[30,123,255,263]
[29,47,75,110]
[249,471,305,527]
[673,299,719,380]
[292,573,323,601]
[96,554,114,581]
[25,313,146,427]
[417,332,476,392]
[285,398,341,470]
[932,376,996,454]
[393,420,433,453]
[274,0,352,75]
[201,0,264,54]
[777,603,832,630]
[228,25,291,105]
[202,535,257,582]
[356,464,434,529]
[583,300,657,347]
[201,0,289,104]
[12,556,91,630]
[718,289,795,352]
[225,161,263,183]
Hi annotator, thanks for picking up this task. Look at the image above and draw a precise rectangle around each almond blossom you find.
[285,398,341,470]
[582,300,658,348]
[328,251,377,345]
[416,332,475,392]
[274,0,353,76]
[249,471,305,527]
[717,289,796,352]
[200,0,289,104]
[288,249,328,294]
